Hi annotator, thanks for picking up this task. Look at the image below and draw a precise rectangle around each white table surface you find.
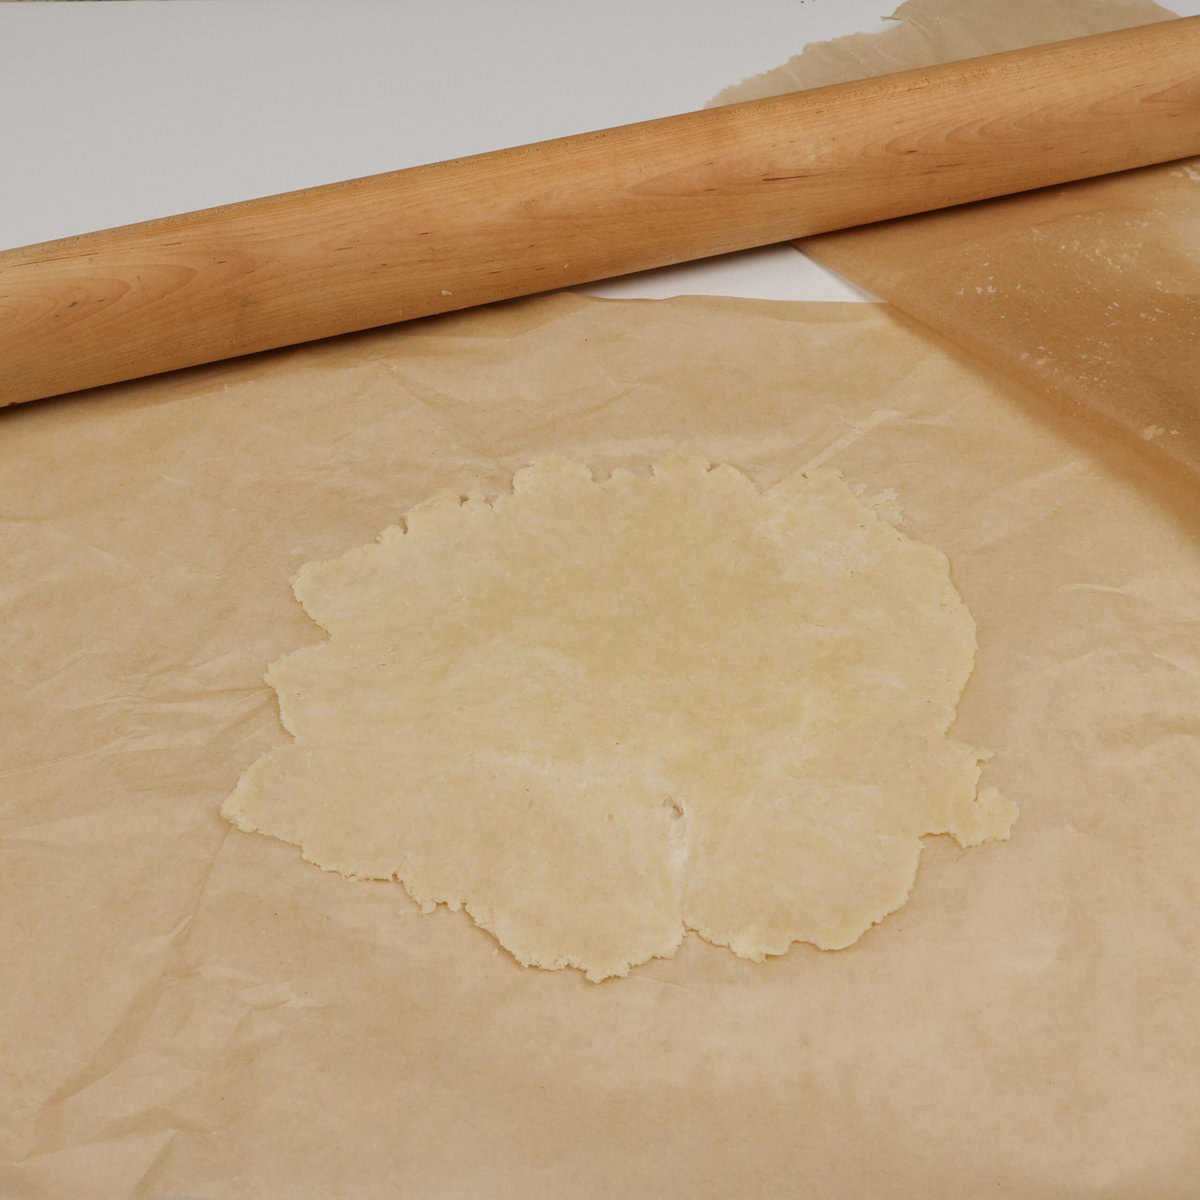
[2,0,1196,306]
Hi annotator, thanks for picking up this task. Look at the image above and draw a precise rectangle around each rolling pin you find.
[3,18,1199,407]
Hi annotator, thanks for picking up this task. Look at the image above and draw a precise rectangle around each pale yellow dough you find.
[224,459,1015,980]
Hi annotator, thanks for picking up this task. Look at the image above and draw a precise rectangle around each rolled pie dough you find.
[225,459,1015,980]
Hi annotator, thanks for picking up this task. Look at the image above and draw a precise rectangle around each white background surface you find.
[2,0,1197,303]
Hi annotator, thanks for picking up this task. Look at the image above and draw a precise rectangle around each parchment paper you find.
[3,292,1198,1198]
[715,0,1200,475]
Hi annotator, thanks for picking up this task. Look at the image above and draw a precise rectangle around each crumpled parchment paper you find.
[3,292,1198,1198]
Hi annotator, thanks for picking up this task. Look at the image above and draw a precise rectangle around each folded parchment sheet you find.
[715,0,1200,474]
[4,292,1198,1198]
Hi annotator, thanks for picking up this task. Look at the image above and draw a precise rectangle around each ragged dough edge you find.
[224,457,1017,981]
[683,834,924,963]
[952,785,1020,849]
[679,765,1018,965]
[462,900,688,985]
[222,764,686,983]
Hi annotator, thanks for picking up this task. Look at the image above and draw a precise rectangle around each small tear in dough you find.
[224,458,1015,981]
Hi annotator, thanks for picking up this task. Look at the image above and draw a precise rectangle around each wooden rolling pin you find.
[3,18,1199,407]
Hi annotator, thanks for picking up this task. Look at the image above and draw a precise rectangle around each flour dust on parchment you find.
[224,459,1015,980]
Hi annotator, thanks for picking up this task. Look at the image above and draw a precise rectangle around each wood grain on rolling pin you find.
[2,18,1199,406]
